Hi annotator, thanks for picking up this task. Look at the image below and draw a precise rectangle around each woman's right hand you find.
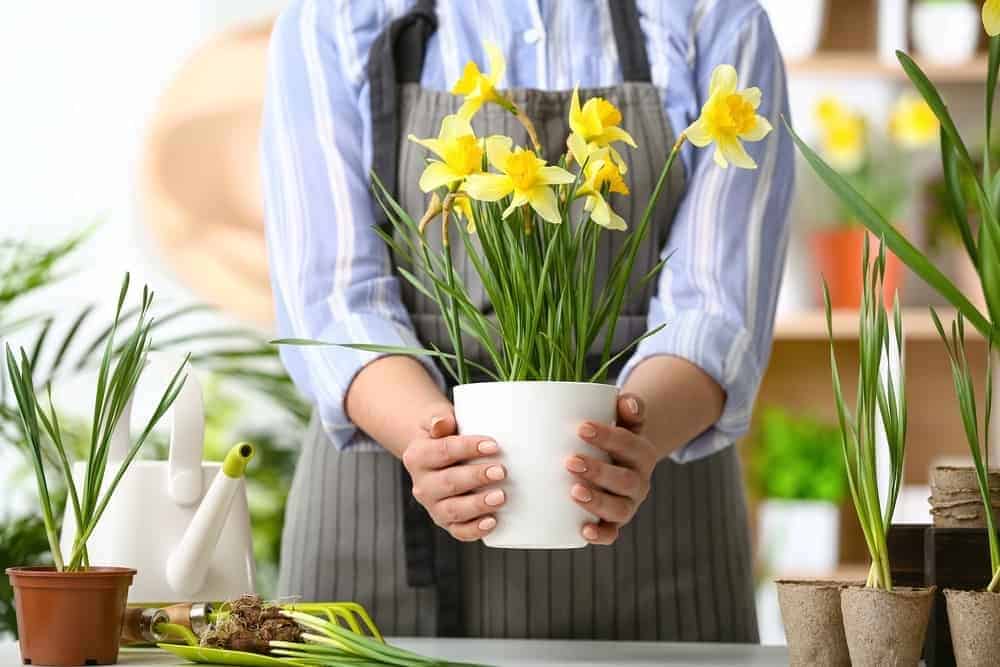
[401,404,507,542]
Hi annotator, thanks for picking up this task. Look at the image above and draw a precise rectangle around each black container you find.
[888,524,997,667]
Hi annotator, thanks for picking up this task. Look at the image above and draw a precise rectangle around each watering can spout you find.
[166,443,255,597]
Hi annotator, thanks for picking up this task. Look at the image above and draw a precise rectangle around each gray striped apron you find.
[278,0,759,642]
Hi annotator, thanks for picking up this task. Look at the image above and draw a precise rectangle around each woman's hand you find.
[402,404,507,542]
[566,393,657,545]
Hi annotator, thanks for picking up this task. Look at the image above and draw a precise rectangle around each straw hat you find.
[138,20,274,326]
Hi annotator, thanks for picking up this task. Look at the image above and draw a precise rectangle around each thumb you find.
[617,393,645,432]
[424,403,457,438]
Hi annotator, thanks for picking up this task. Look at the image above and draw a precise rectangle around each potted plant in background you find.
[931,312,1000,665]
[752,407,847,575]
[825,238,934,666]
[276,48,774,548]
[912,0,981,66]
[758,0,826,61]
[808,94,938,309]
[4,275,189,666]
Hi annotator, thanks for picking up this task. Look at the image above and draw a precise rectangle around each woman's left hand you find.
[566,393,657,545]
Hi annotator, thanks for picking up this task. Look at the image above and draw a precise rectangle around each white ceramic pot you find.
[758,499,840,574]
[912,1,980,65]
[759,0,826,60]
[453,381,617,549]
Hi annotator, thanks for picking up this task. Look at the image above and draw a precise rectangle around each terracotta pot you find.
[945,589,1000,666]
[6,566,136,666]
[840,586,935,666]
[930,466,1000,529]
[776,579,851,666]
[810,227,903,309]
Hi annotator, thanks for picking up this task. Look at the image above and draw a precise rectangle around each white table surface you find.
[1,639,788,666]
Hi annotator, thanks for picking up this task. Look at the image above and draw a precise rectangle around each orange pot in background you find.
[809,226,904,309]
[6,566,136,666]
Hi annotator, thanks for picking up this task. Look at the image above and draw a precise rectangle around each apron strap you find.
[367,0,438,233]
[609,0,652,83]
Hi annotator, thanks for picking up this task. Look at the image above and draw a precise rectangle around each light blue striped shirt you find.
[262,0,793,463]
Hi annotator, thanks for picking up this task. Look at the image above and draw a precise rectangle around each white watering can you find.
[60,353,256,603]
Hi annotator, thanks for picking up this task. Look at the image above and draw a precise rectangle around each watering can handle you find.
[107,352,205,505]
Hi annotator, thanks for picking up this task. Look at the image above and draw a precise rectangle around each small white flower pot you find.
[759,0,826,60]
[912,1,980,65]
[758,498,840,574]
[453,381,617,549]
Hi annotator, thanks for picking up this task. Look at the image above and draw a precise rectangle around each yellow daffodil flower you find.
[448,192,477,233]
[463,136,574,224]
[451,42,514,120]
[813,96,866,173]
[889,94,939,149]
[568,87,636,172]
[985,0,1000,36]
[408,114,483,193]
[567,133,629,230]
[684,64,772,169]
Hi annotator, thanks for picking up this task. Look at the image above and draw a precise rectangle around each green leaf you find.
[785,116,995,342]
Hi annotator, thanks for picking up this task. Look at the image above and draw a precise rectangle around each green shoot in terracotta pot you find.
[931,311,999,593]
[825,237,906,590]
[4,274,189,571]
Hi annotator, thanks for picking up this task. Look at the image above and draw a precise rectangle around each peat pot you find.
[453,381,617,549]
[840,585,935,667]
[776,579,850,667]
[6,566,136,666]
[944,588,1000,667]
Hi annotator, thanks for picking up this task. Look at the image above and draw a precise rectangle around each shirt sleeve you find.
[618,4,794,463]
[261,0,444,450]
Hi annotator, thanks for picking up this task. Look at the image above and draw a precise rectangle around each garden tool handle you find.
[121,607,169,645]
[161,602,215,636]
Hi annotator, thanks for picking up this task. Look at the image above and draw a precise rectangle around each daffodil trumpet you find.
[277,53,773,388]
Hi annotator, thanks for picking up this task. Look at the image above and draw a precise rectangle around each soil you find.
[200,594,302,654]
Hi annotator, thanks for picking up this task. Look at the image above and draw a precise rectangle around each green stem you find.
[989,567,1000,593]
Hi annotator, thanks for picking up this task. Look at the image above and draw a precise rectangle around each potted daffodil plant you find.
[787,3,1000,665]
[276,45,774,549]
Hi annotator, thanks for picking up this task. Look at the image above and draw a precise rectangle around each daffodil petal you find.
[418,162,462,192]
[985,0,1000,36]
[588,195,627,231]
[484,135,513,170]
[527,186,561,224]
[569,86,584,136]
[740,87,762,110]
[610,146,629,175]
[708,64,738,97]
[740,115,773,142]
[537,165,576,185]
[567,132,589,164]
[456,98,482,121]
[464,173,514,201]
[485,41,507,86]
[452,62,481,95]
[599,125,638,148]
[438,114,474,142]
[684,118,713,147]
[408,135,447,159]
[717,136,757,170]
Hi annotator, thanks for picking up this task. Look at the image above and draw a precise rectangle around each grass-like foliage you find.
[932,311,999,592]
[4,274,189,571]
[825,238,906,591]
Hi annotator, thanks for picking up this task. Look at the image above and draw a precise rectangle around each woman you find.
[262,0,792,642]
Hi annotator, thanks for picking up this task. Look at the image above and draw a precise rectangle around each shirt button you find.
[523,28,543,44]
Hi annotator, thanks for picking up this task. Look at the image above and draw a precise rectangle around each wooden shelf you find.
[774,308,985,341]
[787,52,989,83]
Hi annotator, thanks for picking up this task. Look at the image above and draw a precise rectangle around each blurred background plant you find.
[0,230,306,638]
[749,406,847,503]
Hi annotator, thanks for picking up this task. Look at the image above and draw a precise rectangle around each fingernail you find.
[579,424,597,439]
[485,490,505,506]
[486,465,506,481]
[582,524,599,540]
[572,484,593,503]
[478,517,497,531]
[478,440,498,455]
[626,397,640,416]
[566,457,587,473]
[430,416,443,429]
